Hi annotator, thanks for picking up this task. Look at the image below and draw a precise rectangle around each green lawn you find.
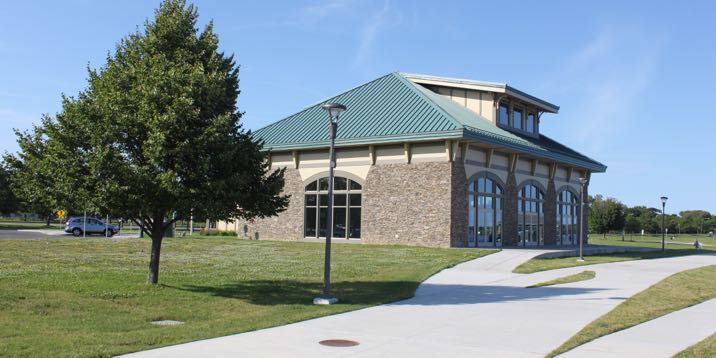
[0,222,63,230]
[590,233,715,249]
[676,332,716,357]
[526,270,595,288]
[513,249,709,273]
[0,237,491,357]
[548,265,716,357]
[513,233,714,274]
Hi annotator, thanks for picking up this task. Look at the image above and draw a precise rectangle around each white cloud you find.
[302,0,355,19]
[548,25,668,154]
[353,0,402,68]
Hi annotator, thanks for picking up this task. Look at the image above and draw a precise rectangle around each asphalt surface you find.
[0,228,57,239]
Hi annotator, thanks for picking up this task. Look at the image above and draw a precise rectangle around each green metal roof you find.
[253,72,606,172]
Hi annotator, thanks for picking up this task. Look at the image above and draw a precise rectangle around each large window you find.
[468,174,503,247]
[518,183,544,246]
[498,103,509,126]
[526,113,535,133]
[513,108,523,130]
[304,177,362,239]
[557,190,579,245]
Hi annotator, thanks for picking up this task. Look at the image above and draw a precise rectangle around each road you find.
[0,228,138,239]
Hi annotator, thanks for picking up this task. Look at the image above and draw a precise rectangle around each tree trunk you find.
[148,235,163,284]
[46,213,52,227]
[147,217,166,284]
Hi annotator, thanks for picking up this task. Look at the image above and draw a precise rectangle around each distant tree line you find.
[588,195,715,236]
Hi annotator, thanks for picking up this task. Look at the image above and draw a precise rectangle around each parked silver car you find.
[64,217,118,237]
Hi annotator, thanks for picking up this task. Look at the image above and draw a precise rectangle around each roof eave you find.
[462,129,606,173]
[261,130,465,152]
[402,73,559,114]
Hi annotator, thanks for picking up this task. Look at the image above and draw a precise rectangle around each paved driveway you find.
[122,250,716,358]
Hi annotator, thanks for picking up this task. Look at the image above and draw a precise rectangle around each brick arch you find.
[467,171,506,190]
[517,179,547,194]
[556,185,579,197]
[302,171,366,188]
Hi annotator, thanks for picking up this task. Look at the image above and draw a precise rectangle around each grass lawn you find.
[590,233,715,249]
[526,270,595,288]
[513,233,715,274]
[676,332,716,357]
[0,237,490,357]
[548,265,716,357]
[513,249,711,273]
[0,222,63,230]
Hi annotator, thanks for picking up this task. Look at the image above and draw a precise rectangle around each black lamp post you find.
[578,177,588,261]
[313,102,346,305]
[661,196,668,252]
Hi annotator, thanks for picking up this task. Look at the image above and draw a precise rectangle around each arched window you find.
[467,173,503,247]
[304,177,362,239]
[518,183,544,246]
[557,189,579,245]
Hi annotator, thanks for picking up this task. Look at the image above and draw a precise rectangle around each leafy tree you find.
[3,125,61,225]
[7,0,288,284]
[679,210,712,234]
[624,214,641,234]
[589,195,625,238]
[0,162,19,215]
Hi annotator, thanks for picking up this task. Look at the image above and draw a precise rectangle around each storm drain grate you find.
[150,320,184,326]
[319,339,360,347]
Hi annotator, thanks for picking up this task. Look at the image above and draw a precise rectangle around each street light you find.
[661,196,668,252]
[578,177,588,262]
[313,102,346,305]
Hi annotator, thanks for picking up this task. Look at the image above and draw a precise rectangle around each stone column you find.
[502,171,519,246]
[543,179,557,245]
[581,181,590,245]
[450,161,468,247]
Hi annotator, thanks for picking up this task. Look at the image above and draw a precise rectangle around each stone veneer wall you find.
[543,179,557,245]
[582,182,590,245]
[362,161,454,247]
[502,172,519,246]
[233,168,304,241]
[450,162,468,247]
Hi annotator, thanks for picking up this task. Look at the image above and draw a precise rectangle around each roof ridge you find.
[254,72,399,136]
[392,73,464,130]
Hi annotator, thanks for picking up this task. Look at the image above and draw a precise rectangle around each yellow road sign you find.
[57,210,66,219]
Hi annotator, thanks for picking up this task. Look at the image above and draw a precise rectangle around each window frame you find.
[304,176,362,240]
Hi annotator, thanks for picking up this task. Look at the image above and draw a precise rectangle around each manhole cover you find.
[150,320,184,326]
[319,339,360,347]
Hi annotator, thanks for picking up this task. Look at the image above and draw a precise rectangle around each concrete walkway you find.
[560,298,716,357]
[121,250,716,358]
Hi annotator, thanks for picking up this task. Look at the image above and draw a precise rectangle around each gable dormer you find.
[403,73,558,139]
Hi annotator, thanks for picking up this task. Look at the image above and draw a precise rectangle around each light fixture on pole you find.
[314,102,346,305]
[660,196,668,252]
[578,177,588,261]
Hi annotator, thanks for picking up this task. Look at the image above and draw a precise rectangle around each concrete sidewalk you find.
[121,250,716,358]
[560,298,716,357]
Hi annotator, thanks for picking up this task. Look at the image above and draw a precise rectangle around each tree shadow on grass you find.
[171,280,606,307]
[171,280,419,306]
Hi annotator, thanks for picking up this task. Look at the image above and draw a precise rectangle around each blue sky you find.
[1,0,714,214]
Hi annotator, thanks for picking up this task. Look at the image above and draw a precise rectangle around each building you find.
[218,72,606,248]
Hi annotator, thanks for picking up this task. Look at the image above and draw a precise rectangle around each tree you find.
[0,162,19,215]
[3,125,61,225]
[589,195,625,238]
[6,0,288,284]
